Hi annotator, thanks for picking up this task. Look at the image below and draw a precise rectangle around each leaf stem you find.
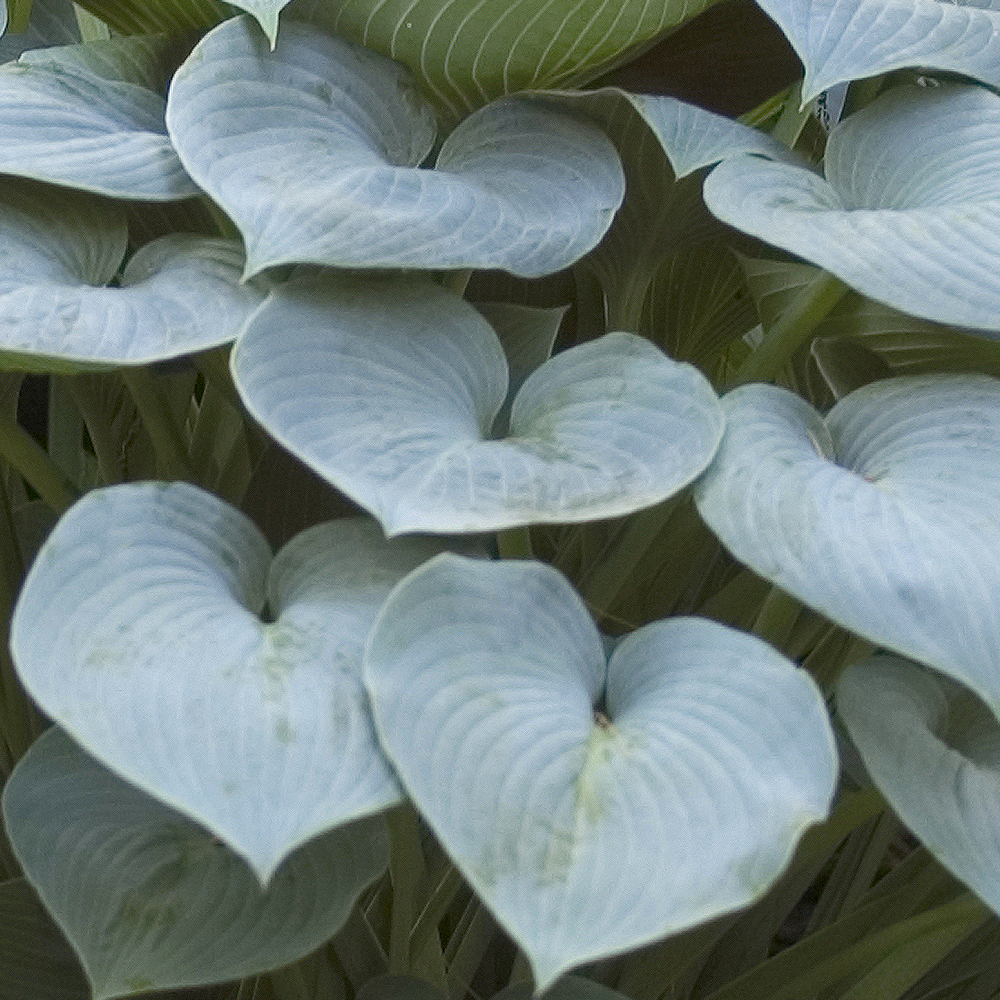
[67,378,123,485]
[388,803,427,975]
[122,368,194,480]
[0,416,78,514]
[496,526,533,560]
[726,271,848,388]
[769,81,812,149]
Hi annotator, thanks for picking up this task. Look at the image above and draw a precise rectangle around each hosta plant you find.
[2,0,1000,999]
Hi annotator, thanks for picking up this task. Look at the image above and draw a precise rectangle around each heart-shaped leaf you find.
[838,655,1000,913]
[3,726,389,1000]
[364,554,837,990]
[704,83,1000,331]
[0,177,262,370]
[694,374,1000,712]
[288,0,716,122]
[0,56,197,199]
[165,16,624,279]
[755,0,1000,103]
[232,273,725,535]
[9,482,472,881]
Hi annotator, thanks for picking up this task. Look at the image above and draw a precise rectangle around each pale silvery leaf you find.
[755,0,1000,103]
[365,555,837,991]
[704,83,1000,331]
[8,482,468,881]
[0,57,197,199]
[694,375,1000,713]
[0,178,262,370]
[231,273,725,535]
[838,655,1000,913]
[165,16,624,278]
[2,726,389,1000]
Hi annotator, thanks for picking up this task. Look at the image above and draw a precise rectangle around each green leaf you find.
[838,655,1000,915]
[166,16,624,278]
[73,0,227,35]
[694,375,1000,713]
[364,555,837,990]
[9,482,473,881]
[704,83,1000,331]
[494,975,628,1000]
[0,56,197,199]
[2,726,389,1000]
[232,273,725,535]
[0,178,262,371]
[288,0,719,121]
[755,0,1000,103]
[0,878,91,1000]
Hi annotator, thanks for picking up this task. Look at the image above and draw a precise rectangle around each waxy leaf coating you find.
[365,555,837,989]
[9,482,468,881]
[695,375,1000,713]
[166,16,624,278]
[232,273,725,535]
[3,727,389,1000]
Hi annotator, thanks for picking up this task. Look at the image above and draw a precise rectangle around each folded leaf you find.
[232,273,725,535]
[9,482,472,881]
[365,555,837,989]
[166,16,624,278]
[2,726,389,1000]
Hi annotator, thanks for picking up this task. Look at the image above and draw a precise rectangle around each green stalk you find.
[726,272,849,389]
[769,81,812,150]
[0,417,77,513]
[47,378,84,486]
[496,526,534,560]
[68,378,123,485]
[750,585,803,649]
[122,368,194,480]
[387,804,427,975]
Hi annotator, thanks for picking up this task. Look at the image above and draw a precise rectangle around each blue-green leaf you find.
[694,375,1000,712]
[165,16,624,278]
[232,273,725,535]
[9,482,470,881]
[365,555,837,990]
[2,726,388,1000]
[756,0,1000,103]
[704,83,1000,331]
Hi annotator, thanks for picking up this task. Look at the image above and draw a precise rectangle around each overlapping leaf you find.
[165,16,624,279]
[8,482,474,881]
[365,555,837,990]
[3,726,389,999]
[288,0,718,121]
[755,0,1000,103]
[232,273,725,535]
[0,0,79,64]
[694,375,1000,713]
[704,83,1000,330]
[0,178,261,370]
[0,52,197,199]
[838,655,1000,913]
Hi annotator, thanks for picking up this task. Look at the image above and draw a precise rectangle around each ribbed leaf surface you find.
[8,483,466,881]
[3,727,389,1000]
[695,375,1000,712]
[704,83,1000,330]
[756,0,1000,102]
[365,555,837,990]
[839,655,1000,914]
[166,17,623,278]
[232,273,724,535]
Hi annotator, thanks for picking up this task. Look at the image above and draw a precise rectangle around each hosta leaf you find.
[365,555,837,990]
[2,726,389,999]
[0,0,78,64]
[755,0,1000,103]
[0,178,262,370]
[165,17,624,279]
[694,375,1000,713]
[0,56,196,199]
[73,0,228,35]
[0,878,90,1000]
[8,482,471,881]
[838,655,1000,913]
[19,32,195,92]
[704,83,1000,330]
[232,273,725,535]
[288,0,719,122]
[495,975,627,1000]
